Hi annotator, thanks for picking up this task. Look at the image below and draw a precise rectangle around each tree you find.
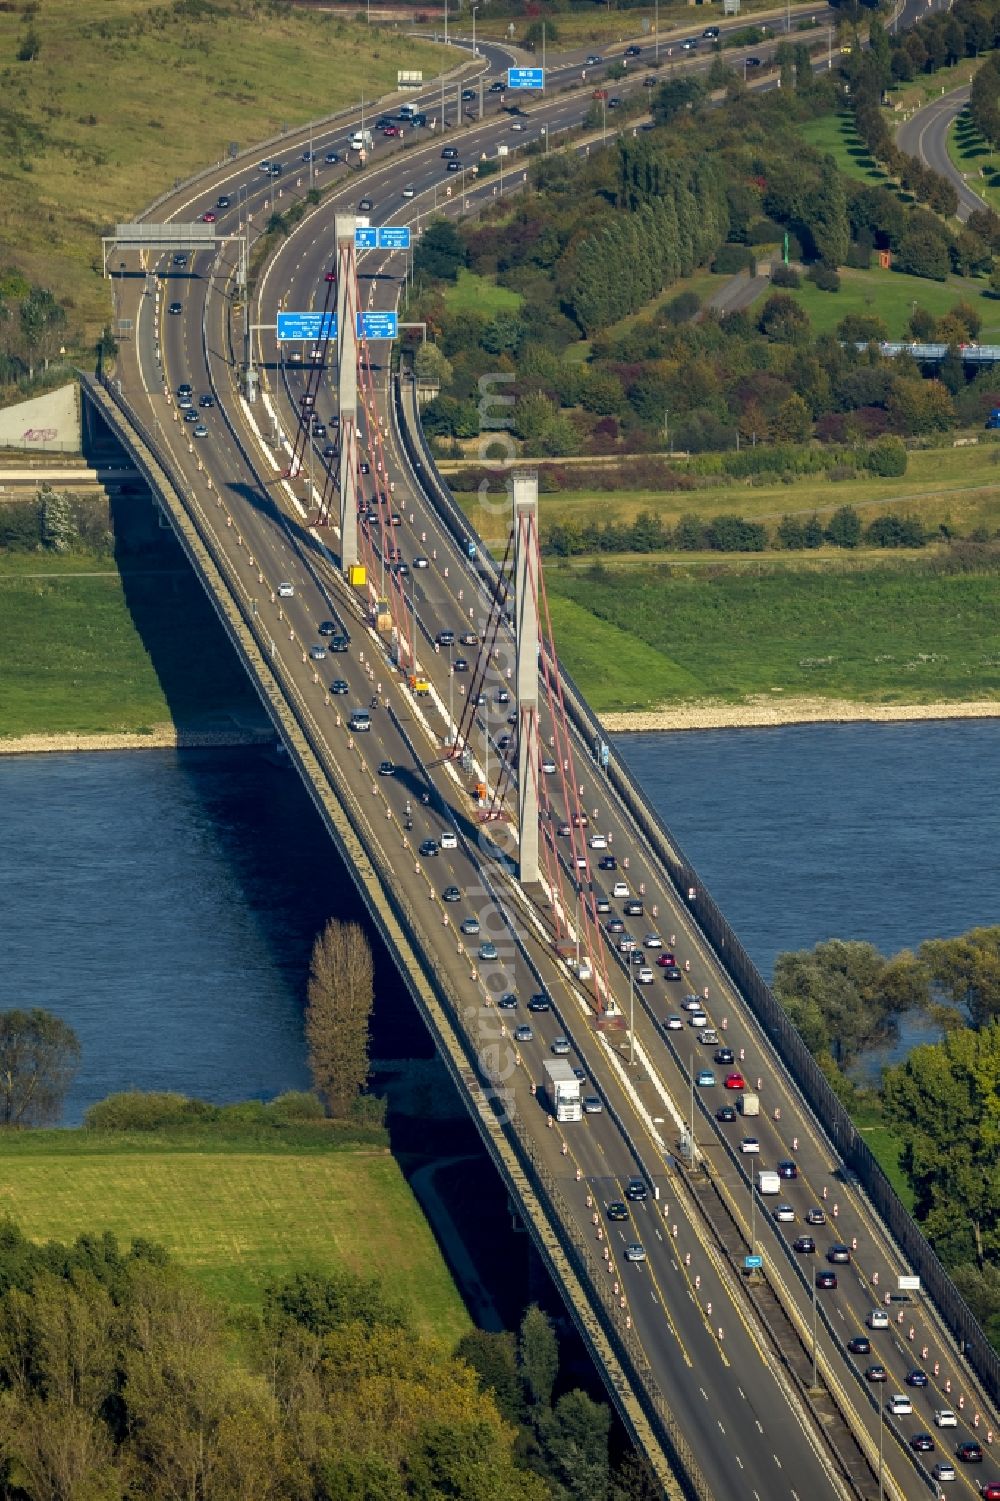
[825,504,862,548]
[415,219,467,282]
[413,340,453,390]
[651,76,705,125]
[772,940,929,1070]
[18,288,66,380]
[882,1023,1000,1267]
[537,1390,611,1501]
[0,1009,80,1127]
[518,1305,558,1409]
[810,156,850,268]
[920,927,1000,1030]
[456,1330,526,1426]
[758,293,810,343]
[305,919,374,1117]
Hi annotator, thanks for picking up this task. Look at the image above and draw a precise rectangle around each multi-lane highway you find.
[104,29,1000,1501]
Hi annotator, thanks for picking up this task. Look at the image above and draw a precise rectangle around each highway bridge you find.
[89,27,999,1501]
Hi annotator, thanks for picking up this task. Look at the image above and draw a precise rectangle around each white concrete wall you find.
[0,384,80,454]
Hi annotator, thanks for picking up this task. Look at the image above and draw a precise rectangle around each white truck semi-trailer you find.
[543,1059,582,1122]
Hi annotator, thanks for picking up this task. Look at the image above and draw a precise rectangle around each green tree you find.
[810,156,850,269]
[305,919,374,1118]
[18,287,66,380]
[758,293,810,343]
[773,940,928,1070]
[802,514,825,548]
[920,927,1000,1030]
[777,515,806,549]
[825,505,862,548]
[883,1023,1000,1266]
[538,1389,611,1501]
[413,340,453,390]
[456,1330,526,1426]
[868,15,892,88]
[0,1009,80,1127]
[415,219,467,282]
[518,1305,558,1409]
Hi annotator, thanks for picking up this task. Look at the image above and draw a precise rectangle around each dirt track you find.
[602,696,1000,734]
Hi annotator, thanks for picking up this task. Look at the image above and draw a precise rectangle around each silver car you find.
[625,1243,646,1263]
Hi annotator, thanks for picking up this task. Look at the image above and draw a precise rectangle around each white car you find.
[612,881,629,898]
[665,1016,683,1031]
[308,644,327,660]
[934,1409,958,1429]
[625,1243,646,1263]
[618,936,636,953]
[643,933,662,948]
[542,758,557,774]
[867,1309,890,1330]
[277,581,294,598]
[682,996,704,1011]
[636,967,654,984]
[774,1203,795,1222]
[932,1461,956,1482]
[440,830,457,850]
[687,1011,708,1027]
[741,1137,761,1154]
[589,834,607,849]
[402,184,415,198]
[887,1394,912,1416]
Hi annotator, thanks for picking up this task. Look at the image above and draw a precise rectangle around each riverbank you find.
[604,695,1000,733]
[0,726,275,756]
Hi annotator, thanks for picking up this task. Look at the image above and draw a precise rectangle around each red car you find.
[656,953,677,968]
[383,124,401,137]
[724,1072,746,1091]
[201,210,216,223]
[979,1485,1000,1500]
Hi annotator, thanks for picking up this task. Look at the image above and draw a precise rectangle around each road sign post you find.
[507,67,544,90]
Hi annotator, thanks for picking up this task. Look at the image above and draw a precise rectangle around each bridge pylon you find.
[513,470,540,886]
[335,214,359,573]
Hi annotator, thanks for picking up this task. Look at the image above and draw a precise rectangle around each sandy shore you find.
[0,726,275,756]
[602,696,1000,734]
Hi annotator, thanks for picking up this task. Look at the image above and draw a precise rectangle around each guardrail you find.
[392,366,1000,1417]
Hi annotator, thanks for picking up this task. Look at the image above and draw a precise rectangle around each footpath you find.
[603,695,1000,734]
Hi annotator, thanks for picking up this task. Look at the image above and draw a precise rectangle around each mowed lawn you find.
[753,265,1000,340]
[0,1134,470,1341]
[443,269,524,317]
[798,113,890,188]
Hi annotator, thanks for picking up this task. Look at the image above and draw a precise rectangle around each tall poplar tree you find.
[305,919,374,1117]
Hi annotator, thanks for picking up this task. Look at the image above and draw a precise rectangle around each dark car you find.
[453,657,469,673]
[827,1243,851,1264]
[330,635,349,653]
[442,886,461,903]
[330,679,349,695]
[377,761,395,777]
[172,252,187,266]
[643,75,658,86]
[528,993,551,1013]
[183,409,199,423]
[324,151,340,164]
[744,55,762,68]
[906,1369,929,1387]
[714,1047,735,1065]
[199,393,215,407]
[607,1202,629,1222]
[626,1178,648,1202]
[716,1104,737,1123]
[777,1160,798,1179]
[623,900,644,917]
[911,1434,935,1453]
[607,96,622,109]
[358,197,373,211]
[847,1335,871,1355]
[489,80,505,92]
[177,382,193,396]
[663,965,682,980]
[625,44,642,56]
[168,301,182,315]
[958,1442,984,1464]
[441,146,459,158]
[446,160,462,172]
[805,1207,827,1226]
[815,1270,837,1290]
[865,1364,888,1382]
[498,992,518,1010]
[375,115,394,128]
[793,1235,816,1254]
[418,839,438,857]
[598,855,617,870]
[217,194,231,209]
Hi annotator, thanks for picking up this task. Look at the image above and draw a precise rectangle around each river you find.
[0,719,996,1120]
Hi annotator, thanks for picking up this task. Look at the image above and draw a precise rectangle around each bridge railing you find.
[392,368,1000,1415]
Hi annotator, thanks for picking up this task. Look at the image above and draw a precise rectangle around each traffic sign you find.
[378,225,410,250]
[277,311,337,342]
[357,311,397,339]
[744,1254,763,1270]
[507,66,544,89]
[354,227,378,250]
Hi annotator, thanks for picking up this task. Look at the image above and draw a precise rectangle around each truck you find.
[986,407,1000,430]
[349,128,374,152]
[543,1059,582,1123]
[739,1091,760,1117]
[757,1169,780,1195]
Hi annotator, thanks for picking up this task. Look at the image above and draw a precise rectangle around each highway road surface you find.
[105,29,1000,1501]
[896,85,988,223]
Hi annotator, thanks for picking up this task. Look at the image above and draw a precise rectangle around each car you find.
[741,1137,760,1154]
[816,1270,837,1290]
[774,1203,795,1222]
[441,146,459,159]
[413,556,428,570]
[183,410,199,423]
[312,423,327,440]
[827,1243,851,1264]
[642,933,662,949]
[911,1433,935,1453]
[358,197,373,211]
[551,1036,570,1056]
[681,37,698,50]
[637,967,655,984]
[168,301,183,315]
[177,382,193,396]
[805,1207,827,1226]
[958,1443,985,1464]
[598,855,618,870]
[348,711,371,732]
[447,160,462,172]
[461,87,476,100]
[932,1461,957,1482]
[453,657,469,672]
[662,965,682,980]
[258,160,271,172]
[199,394,215,407]
[626,1178,648,1202]
[586,53,603,64]
[402,184,415,199]
[865,1364,888,1382]
[583,1095,603,1114]
[606,918,624,934]
[656,952,676,968]
[556,823,571,838]
[436,629,455,647]
[624,900,644,917]
[324,151,340,164]
[715,1047,735,1065]
[906,1369,929,1387]
[528,993,550,1013]
[794,1235,816,1254]
[607,1201,629,1222]
[682,996,703,1011]
[643,74,658,86]
[478,941,499,961]
[376,760,394,777]
[777,1160,798,1179]
[277,582,294,598]
[607,96,622,108]
[703,25,720,38]
[745,55,762,68]
[172,252,188,266]
[299,393,315,407]
[330,679,349,695]
[625,44,642,56]
[192,424,208,438]
[696,1070,716,1088]
[216,194,231,209]
[612,881,629,898]
[201,210,216,223]
[308,645,328,661]
[887,1394,913,1416]
[323,444,336,459]
[847,1335,871,1354]
[618,936,636,953]
[625,1243,646,1263]
[867,1308,890,1329]
[540,757,557,775]
[441,886,461,904]
[724,1072,746,1090]
[716,1104,737,1122]
[514,1024,533,1043]
[488,79,505,92]
[698,1028,718,1045]
[418,839,438,857]
[440,830,457,851]
[383,124,401,137]
[590,834,608,850]
[330,635,349,653]
[935,1409,959,1429]
[595,898,611,914]
[665,1016,683,1031]
[687,1011,708,1028]
[978,1484,1000,1499]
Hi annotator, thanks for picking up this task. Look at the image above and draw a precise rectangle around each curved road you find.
[897,85,986,222]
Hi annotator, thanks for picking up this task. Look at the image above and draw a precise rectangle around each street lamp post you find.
[878,1398,884,1501]
[655,0,659,63]
[444,0,448,46]
[628,959,635,1065]
[811,1269,818,1389]
[750,1171,757,1255]
[448,641,454,743]
[472,2,478,57]
[602,95,607,146]
[688,1052,695,1164]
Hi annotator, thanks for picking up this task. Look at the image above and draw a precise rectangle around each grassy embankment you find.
[454,0,825,45]
[0,1122,470,1340]
[948,105,1000,216]
[0,0,447,338]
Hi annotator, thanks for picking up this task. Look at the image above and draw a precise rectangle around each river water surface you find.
[0,719,996,1120]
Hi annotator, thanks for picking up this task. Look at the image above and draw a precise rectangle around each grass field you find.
[949,106,1000,216]
[0,0,447,336]
[0,554,260,737]
[798,113,890,189]
[753,264,1000,340]
[454,0,817,45]
[443,268,524,317]
[546,561,1000,712]
[0,1125,470,1339]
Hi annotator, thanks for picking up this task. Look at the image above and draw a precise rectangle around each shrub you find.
[747,217,785,245]
[864,436,907,477]
[84,1091,219,1131]
[713,243,754,275]
[770,264,801,289]
[665,290,702,324]
[266,1091,326,1123]
[807,263,841,292]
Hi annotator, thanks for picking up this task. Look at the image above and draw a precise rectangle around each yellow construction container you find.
[348,564,367,588]
[409,675,430,696]
[375,599,392,632]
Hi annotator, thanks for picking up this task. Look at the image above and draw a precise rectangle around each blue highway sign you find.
[744,1254,763,1270]
[357,310,397,339]
[379,225,411,250]
[277,311,337,342]
[507,66,544,89]
[354,227,378,250]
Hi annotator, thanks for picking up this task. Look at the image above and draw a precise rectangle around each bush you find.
[770,264,801,289]
[713,243,754,275]
[0,500,41,550]
[85,1091,220,1131]
[747,217,785,245]
[808,263,841,292]
[665,290,702,324]
[864,436,907,477]
[706,514,767,551]
[864,513,927,547]
[266,1091,326,1123]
